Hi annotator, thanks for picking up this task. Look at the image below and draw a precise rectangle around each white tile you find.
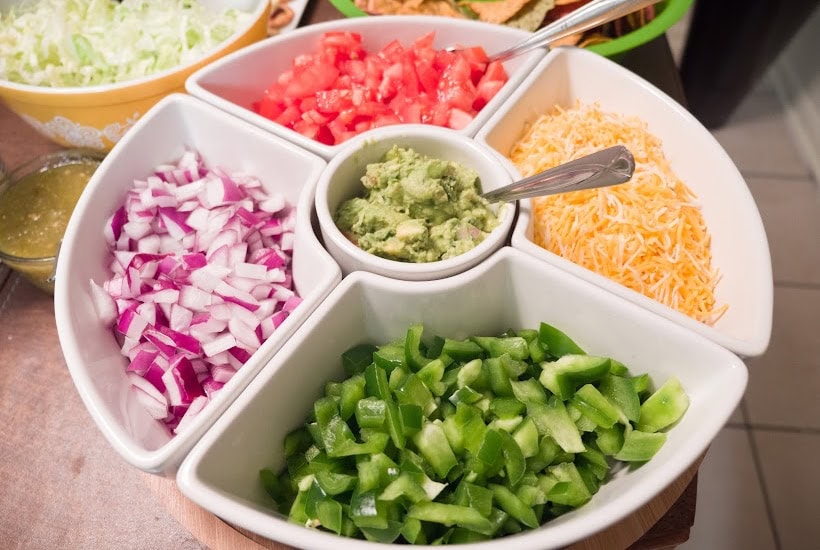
[678,427,776,550]
[747,176,820,286]
[710,91,813,179]
[754,430,820,550]
[745,287,820,430]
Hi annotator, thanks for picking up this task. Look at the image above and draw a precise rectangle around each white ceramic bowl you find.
[177,246,747,550]
[475,47,773,358]
[185,15,544,160]
[54,94,342,474]
[314,124,517,280]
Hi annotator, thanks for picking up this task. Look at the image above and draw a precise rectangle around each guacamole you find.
[334,146,500,263]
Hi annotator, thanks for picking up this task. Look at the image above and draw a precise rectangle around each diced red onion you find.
[97,149,300,437]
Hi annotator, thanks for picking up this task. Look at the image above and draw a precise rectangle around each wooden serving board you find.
[143,454,702,550]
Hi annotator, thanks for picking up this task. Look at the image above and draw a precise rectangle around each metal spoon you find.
[482,145,635,203]
[449,0,662,63]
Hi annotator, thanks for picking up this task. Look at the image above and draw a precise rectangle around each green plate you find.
[325,0,693,59]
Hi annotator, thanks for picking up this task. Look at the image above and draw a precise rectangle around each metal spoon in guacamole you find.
[481,145,635,203]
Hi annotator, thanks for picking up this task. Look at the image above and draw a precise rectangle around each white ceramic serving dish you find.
[185,15,544,160]
[54,94,341,474]
[177,246,747,550]
[475,47,773,358]
[315,124,517,280]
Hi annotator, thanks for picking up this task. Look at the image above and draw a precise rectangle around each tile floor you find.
[667,15,820,550]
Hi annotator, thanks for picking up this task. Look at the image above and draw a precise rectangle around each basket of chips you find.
[327,0,692,58]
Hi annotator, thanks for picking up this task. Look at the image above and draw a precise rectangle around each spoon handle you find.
[489,0,662,63]
[482,145,635,203]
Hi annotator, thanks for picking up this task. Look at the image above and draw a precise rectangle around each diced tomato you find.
[252,31,509,145]
[448,108,474,130]
[473,79,506,111]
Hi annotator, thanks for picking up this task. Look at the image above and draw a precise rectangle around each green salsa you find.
[334,146,500,263]
[0,160,99,259]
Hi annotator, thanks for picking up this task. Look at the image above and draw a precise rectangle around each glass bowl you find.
[0,148,105,293]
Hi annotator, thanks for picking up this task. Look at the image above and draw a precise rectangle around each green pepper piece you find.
[596,424,625,456]
[490,397,526,419]
[516,484,546,506]
[417,358,447,396]
[260,468,288,503]
[498,429,526,487]
[527,397,585,453]
[598,373,641,424]
[400,403,424,435]
[306,422,323,449]
[360,521,404,544]
[510,378,548,404]
[400,517,425,544]
[476,428,503,465]
[608,359,631,376]
[342,343,377,375]
[578,447,609,481]
[324,381,342,398]
[314,470,357,495]
[516,328,539,342]
[349,489,388,529]
[546,462,592,507]
[571,384,621,429]
[316,499,343,534]
[575,464,601,495]
[528,338,547,363]
[449,528,490,543]
[472,336,530,361]
[304,479,328,519]
[512,417,540,458]
[539,354,611,400]
[637,377,689,433]
[454,481,494,517]
[407,502,495,535]
[357,453,398,492]
[288,489,310,525]
[615,427,668,461]
[355,397,386,429]
[489,484,539,528]
[632,373,651,395]
[449,385,483,406]
[374,343,406,374]
[284,427,312,458]
[384,399,406,450]
[413,422,458,479]
[442,338,485,361]
[379,473,429,503]
[339,374,366,421]
[486,357,514,397]
[538,322,586,357]
[333,431,391,457]
[388,365,407,390]
[395,374,436,417]
[364,363,391,400]
[405,324,432,371]
[566,401,598,432]
[456,358,485,388]
[488,415,523,433]
[427,335,446,359]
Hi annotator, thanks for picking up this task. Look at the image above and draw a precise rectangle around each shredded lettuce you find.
[0,0,253,87]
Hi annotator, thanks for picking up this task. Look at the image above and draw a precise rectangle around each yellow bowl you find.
[0,0,271,152]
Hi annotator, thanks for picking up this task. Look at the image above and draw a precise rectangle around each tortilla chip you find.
[355,0,464,17]
[468,0,532,24]
[503,0,555,31]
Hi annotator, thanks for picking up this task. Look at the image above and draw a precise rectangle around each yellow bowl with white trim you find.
[0,0,271,151]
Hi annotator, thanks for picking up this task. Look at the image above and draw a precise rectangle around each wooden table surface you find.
[0,2,697,548]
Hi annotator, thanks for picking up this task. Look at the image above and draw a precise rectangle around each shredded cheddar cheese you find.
[509,102,726,325]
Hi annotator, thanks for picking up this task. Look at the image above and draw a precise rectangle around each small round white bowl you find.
[314,124,517,281]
